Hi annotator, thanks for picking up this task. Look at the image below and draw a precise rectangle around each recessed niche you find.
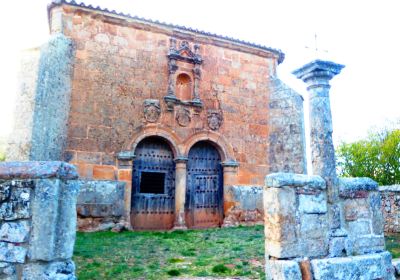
[176,73,192,101]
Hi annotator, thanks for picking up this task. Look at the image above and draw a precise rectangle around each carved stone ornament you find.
[176,107,191,127]
[207,110,223,130]
[143,99,161,123]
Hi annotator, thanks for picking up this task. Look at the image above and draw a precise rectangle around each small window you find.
[139,172,165,194]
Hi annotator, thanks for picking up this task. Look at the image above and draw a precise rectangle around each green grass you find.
[74,225,400,279]
[385,233,400,258]
[74,225,265,279]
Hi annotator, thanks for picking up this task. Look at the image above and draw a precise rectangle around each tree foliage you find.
[336,128,400,185]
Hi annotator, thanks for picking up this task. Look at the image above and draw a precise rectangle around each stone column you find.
[292,60,344,203]
[173,157,188,229]
[117,151,135,229]
[222,161,239,227]
[221,161,239,214]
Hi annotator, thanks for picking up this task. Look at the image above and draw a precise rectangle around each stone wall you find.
[379,185,400,233]
[0,161,79,280]
[264,173,394,280]
[223,185,263,227]
[7,34,75,162]
[268,78,307,174]
[76,180,126,232]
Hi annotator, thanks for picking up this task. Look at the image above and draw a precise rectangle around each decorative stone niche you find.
[165,38,203,111]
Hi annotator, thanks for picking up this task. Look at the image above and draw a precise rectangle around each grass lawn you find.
[74,225,400,279]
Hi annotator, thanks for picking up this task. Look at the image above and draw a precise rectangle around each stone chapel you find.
[7,0,306,230]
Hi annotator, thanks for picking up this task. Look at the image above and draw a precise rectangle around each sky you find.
[0,0,399,145]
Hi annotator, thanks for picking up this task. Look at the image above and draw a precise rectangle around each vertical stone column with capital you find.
[117,151,136,229]
[173,157,188,229]
[292,60,344,203]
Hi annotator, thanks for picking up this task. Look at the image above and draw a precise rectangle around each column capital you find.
[117,151,136,160]
[221,161,239,168]
[174,156,188,163]
[292,59,344,91]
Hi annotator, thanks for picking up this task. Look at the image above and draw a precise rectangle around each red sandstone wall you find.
[58,5,276,186]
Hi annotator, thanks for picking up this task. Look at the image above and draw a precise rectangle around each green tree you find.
[336,128,400,185]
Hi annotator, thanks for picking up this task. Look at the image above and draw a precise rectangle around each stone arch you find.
[182,131,236,162]
[126,126,182,158]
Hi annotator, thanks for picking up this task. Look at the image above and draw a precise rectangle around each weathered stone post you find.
[173,157,188,229]
[0,161,79,280]
[292,59,344,202]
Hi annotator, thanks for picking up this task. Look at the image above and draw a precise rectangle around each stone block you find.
[298,193,327,214]
[353,235,385,255]
[0,188,32,220]
[0,220,30,243]
[392,258,400,276]
[0,262,17,279]
[328,236,353,257]
[0,242,27,263]
[22,260,76,280]
[311,251,395,280]
[300,238,328,258]
[227,185,263,211]
[0,162,78,180]
[300,214,328,239]
[265,259,301,280]
[0,184,11,201]
[265,240,299,259]
[264,187,297,245]
[29,179,80,261]
[339,177,378,198]
[265,173,325,189]
[343,198,370,221]
[347,220,371,235]
[369,192,384,235]
[76,180,125,217]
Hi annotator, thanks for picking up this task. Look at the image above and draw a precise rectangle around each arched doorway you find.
[185,141,223,228]
[131,136,175,230]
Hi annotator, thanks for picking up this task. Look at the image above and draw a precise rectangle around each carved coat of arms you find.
[207,110,223,130]
[143,99,161,123]
[176,107,191,127]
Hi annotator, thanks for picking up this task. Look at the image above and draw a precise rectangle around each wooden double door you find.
[131,138,223,230]
[185,141,223,228]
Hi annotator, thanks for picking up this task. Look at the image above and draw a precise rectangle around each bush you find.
[336,128,400,185]
[212,264,230,274]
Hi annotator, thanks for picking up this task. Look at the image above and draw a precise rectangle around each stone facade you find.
[379,185,400,233]
[8,0,307,230]
[0,161,79,280]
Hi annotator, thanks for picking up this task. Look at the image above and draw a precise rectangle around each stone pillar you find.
[117,151,135,230]
[292,60,344,203]
[173,157,188,229]
[221,161,239,214]
[0,161,79,280]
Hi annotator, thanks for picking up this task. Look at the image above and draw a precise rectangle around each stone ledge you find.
[311,251,394,280]
[339,177,378,198]
[379,185,400,192]
[265,173,325,189]
[0,161,78,180]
